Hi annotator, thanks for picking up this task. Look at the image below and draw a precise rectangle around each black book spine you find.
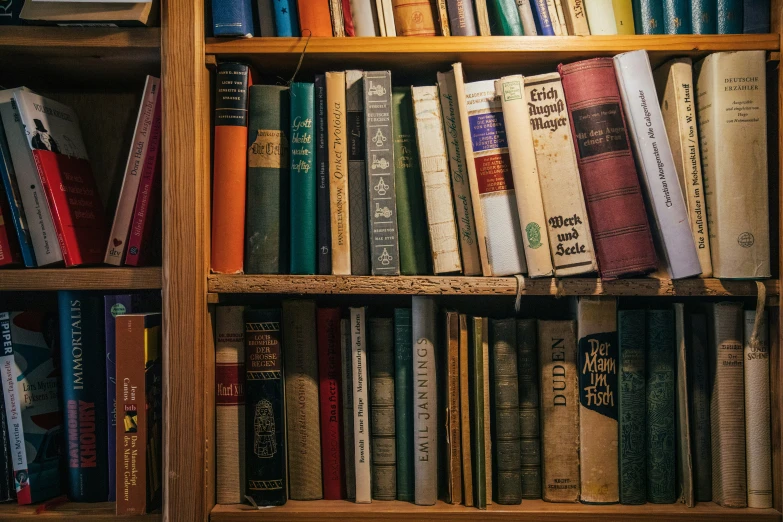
[315,75,332,275]
[0,397,14,502]
[346,71,371,275]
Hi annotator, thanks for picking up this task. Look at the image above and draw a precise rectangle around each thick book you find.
[59,292,108,501]
[116,313,162,515]
[538,320,579,502]
[490,319,521,505]
[618,309,646,505]
[0,119,35,267]
[561,0,590,34]
[576,297,619,504]
[633,0,664,34]
[452,64,526,277]
[459,314,474,506]
[446,0,477,34]
[349,307,371,503]
[346,71,370,276]
[497,75,553,278]
[716,0,741,33]
[613,50,701,279]
[662,0,689,33]
[646,309,676,504]
[246,85,289,275]
[689,312,712,502]
[558,58,657,279]
[297,0,332,34]
[412,297,438,505]
[364,74,401,276]
[444,311,462,504]
[469,317,489,508]
[326,72,351,275]
[517,319,541,499]
[244,309,286,506]
[691,0,715,33]
[349,0,380,35]
[488,0,523,34]
[369,318,397,500]
[0,311,62,504]
[393,309,414,502]
[695,51,769,279]
[653,58,713,277]
[212,63,249,274]
[340,318,356,500]
[282,301,322,500]
[584,0,617,34]
[273,0,299,35]
[435,71,481,276]
[744,310,772,508]
[612,0,635,32]
[212,0,254,36]
[315,75,332,275]
[743,0,770,33]
[289,83,317,275]
[215,306,246,505]
[411,86,462,275]
[524,73,596,277]
[317,308,345,500]
[391,87,428,275]
[19,1,157,26]
[0,397,14,503]
[674,304,694,507]
[392,0,436,34]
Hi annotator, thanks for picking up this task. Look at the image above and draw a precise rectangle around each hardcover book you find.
[369,318,396,500]
[0,398,14,503]
[315,75,332,275]
[716,0,741,33]
[474,0,492,34]
[289,83,317,275]
[393,309,414,502]
[211,0,254,36]
[297,0,332,34]
[531,0,557,34]
[459,314,474,507]
[0,0,21,24]
[444,311,462,504]
[584,0,617,34]
[257,0,276,34]
[517,319,541,499]
[0,118,35,267]
[633,0,664,34]
[691,0,716,33]
[346,71,370,276]
[662,0,689,33]
[561,0,590,34]
[350,307,371,503]
[330,0,347,35]
[349,0,380,35]
[612,0,635,32]
[391,0,436,35]
[317,308,345,500]
[744,0,770,33]
[326,72,351,275]
[618,309,645,504]
[469,316,489,508]
[413,297,438,505]
[340,318,356,500]
[488,0,523,34]
[273,0,299,35]
[446,0,477,34]
[689,312,712,502]
[673,304,694,507]
[0,184,20,268]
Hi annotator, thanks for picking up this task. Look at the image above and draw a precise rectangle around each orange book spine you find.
[297,0,334,35]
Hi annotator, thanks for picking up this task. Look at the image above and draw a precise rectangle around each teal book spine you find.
[663,0,690,33]
[717,0,742,33]
[488,0,524,35]
[618,310,646,505]
[246,85,290,274]
[289,83,316,274]
[393,308,414,501]
[691,0,716,33]
[646,309,676,504]
[632,0,665,34]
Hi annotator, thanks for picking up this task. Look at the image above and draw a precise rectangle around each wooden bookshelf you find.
[0,501,160,521]
[0,267,162,291]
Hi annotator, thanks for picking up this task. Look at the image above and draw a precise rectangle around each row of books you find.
[211,50,769,280]
[215,297,773,508]
[0,293,162,514]
[0,2,157,26]
[0,76,162,268]
[211,0,770,37]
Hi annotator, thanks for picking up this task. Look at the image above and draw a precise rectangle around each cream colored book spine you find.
[474,0,492,35]
[584,0,617,34]
[350,307,372,503]
[436,0,451,35]
[411,86,462,274]
[561,0,590,35]
[744,310,772,509]
[326,72,352,275]
[546,0,566,34]
[377,0,397,35]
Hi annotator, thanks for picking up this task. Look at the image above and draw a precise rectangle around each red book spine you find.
[0,183,21,267]
[342,0,356,35]
[316,307,345,500]
[558,58,656,279]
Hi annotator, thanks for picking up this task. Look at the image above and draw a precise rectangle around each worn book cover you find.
[446,0,477,34]
[469,316,488,508]
[346,71,370,275]
[340,317,356,500]
[369,318,396,500]
[561,0,589,34]
[459,314,474,507]
[391,0,436,34]
[517,319,541,499]
[674,304,694,507]
[618,309,645,504]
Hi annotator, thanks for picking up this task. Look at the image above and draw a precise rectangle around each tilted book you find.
[517,319,541,499]
[349,307,372,503]
[315,75,332,275]
[689,312,712,502]
[0,118,35,267]
[411,86,462,275]
[744,0,770,33]
[346,71,370,275]
[288,83,317,275]
[412,297,438,505]
[444,311,462,504]
[369,318,396,500]
[340,318,356,500]
[393,309,414,502]
[674,303,694,507]
[326,72,351,275]
[459,314,474,507]
[618,310,646,505]
[452,63,526,276]
[317,308,345,500]
[584,0,617,33]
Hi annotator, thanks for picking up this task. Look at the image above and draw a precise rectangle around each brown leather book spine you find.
[446,311,462,504]
[391,0,437,35]
[459,314,474,507]
[298,0,335,35]
[558,58,656,280]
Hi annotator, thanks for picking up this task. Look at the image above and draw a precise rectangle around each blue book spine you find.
[691,0,716,33]
[716,0,742,33]
[212,0,255,36]
[744,0,770,33]
[273,0,300,36]
[58,291,109,502]
[531,0,555,35]
[0,124,35,267]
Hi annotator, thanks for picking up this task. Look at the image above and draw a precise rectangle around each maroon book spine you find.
[558,58,656,279]
[317,307,345,499]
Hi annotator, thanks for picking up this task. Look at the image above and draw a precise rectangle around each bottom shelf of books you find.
[0,501,160,521]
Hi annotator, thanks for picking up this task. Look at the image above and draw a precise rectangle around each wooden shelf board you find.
[0,501,160,521]
[0,26,160,49]
[0,267,162,291]
[211,500,781,521]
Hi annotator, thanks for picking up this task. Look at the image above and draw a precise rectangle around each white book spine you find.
[436,71,482,276]
[411,86,462,275]
[496,76,553,278]
[340,318,357,500]
[350,0,381,35]
[350,307,371,503]
[105,76,160,265]
[379,0,396,35]
[0,313,27,486]
[546,0,565,34]
[412,297,438,505]
[0,89,63,266]
[516,0,538,34]
[614,50,701,279]
[744,310,772,509]
[561,0,590,34]
[584,0,617,34]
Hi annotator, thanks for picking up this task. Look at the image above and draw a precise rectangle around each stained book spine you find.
[517,319,541,499]
[689,313,712,502]
[244,309,286,506]
[445,311,462,504]
[318,308,345,500]
[289,82,317,275]
[315,75,332,275]
[369,318,396,500]
[393,309,414,501]
[446,0,477,34]
[618,310,646,505]
[340,318,357,500]
[558,58,657,279]
[674,304,694,507]
[392,0,437,34]
[346,70,370,275]
[350,307,372,503]
[413,297,438,505]
[326,72,351,275]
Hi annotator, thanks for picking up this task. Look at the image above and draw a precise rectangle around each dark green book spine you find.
[516,319,541,499]
[691,0,716,33]
[392,87,430,275]
[646,309,676,504]
[289,83,316,274]
[632,0,665,34]
[488,0,524,35]
[315,75,332,275]
[246,85,290,274]
[717,0,742,33]
[663,0,690,33]
[393,308,414,501]
[689,313,712,502]
[618,310,646,505]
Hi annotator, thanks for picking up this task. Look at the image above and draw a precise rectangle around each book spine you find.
[330,0,346,35]
[289,83,317,275]
[482,319,492,506]
[537,320,579,502]
[315,75,332,275]
[691,0,716,33]
[391,0,437,34]
[326,72,351,275]
[743,0,770,33]
[436,71,482,275]
[531,0,555,34]
[393,309,414,501]
[716,0,741,33]
[497,76,554,278]
[689,313,712,502]
[349,0,380,35]
[549,0,568,34]
[612,0,635,32]
[445,311,462,504]
[632,0,664,33]
[436,0,451,35]
[576,297,619,504]
[618,309,646,504]
[613,50,701,279]
[696,51,769,278]
[349,307,371,503]
[490,319,521,505]
[297,0,332,34]
[273,0,300,35]
[244,309,286,506]
[516,0,538,34]
[212,63,249,274]
[342,0,357,34]
[105,76,159,265]
[0,125,35,267]
[340,318,356,499]
[364,73,401,275]
[378,0,397,35]
[412,297,438,505]
[368,318,396,500]
[457,315,474,506]
[673,304,694,507]
[447,0,478,34]
[411,86,462,275]
[391,87,428,275]
[488,0,524,34]
[0,392,13,502]
[0,313,29,504]
[282,301,322,500]
[646,309,676,504]
[584,0,617,33]
[257,0,277,35]
[474,0,492,34]
[316,308,345,499]
[662,0,689,33]
[212,0,255,35]
[469,317,487,508]
[0,189,20,267]
[453,68,526,277]
[561,0,590,34]
[346,71,370,276]
[744,310,772,509]
[516,319,541,499]
[558,58,657,279]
